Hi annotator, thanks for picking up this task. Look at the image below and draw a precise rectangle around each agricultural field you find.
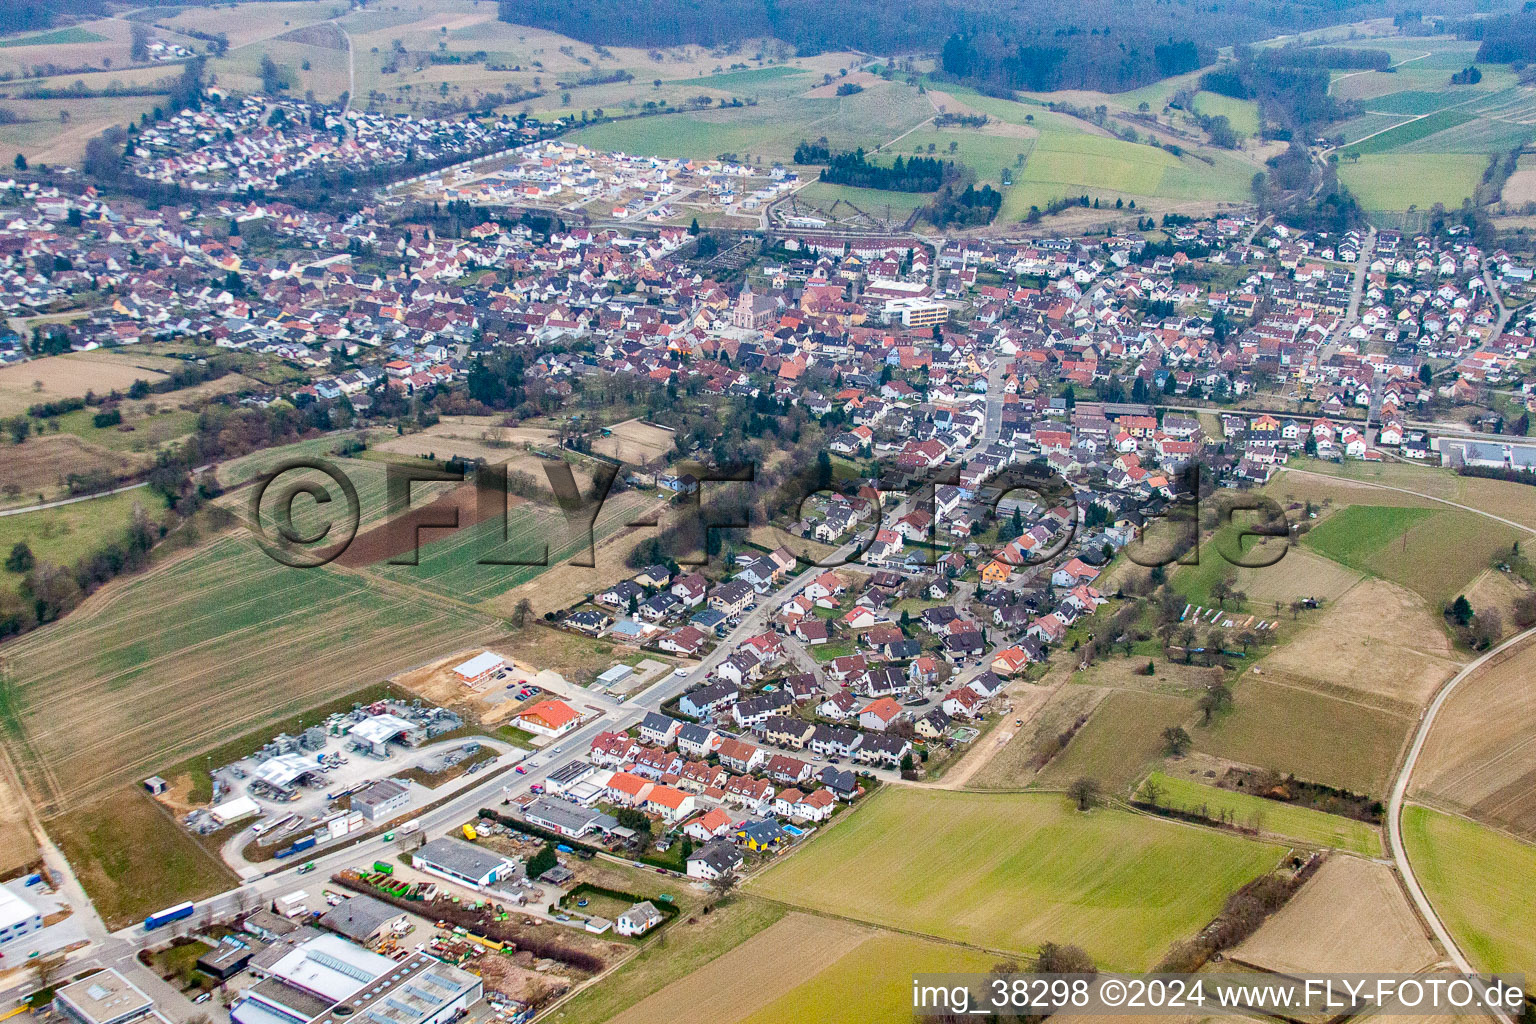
[0,759,37,881]
[361,489,658,606]
[735,928,998,1024]
[0,93,168,166]
[1190,92,1259,136]
[1286,460,1536,532]
[0,16,152,79]
[1414,640,1536,839]
[1337,153,1486,213]
[589,419,676,465]
[789,181,934,228]
[1301,504,1517,606]
[1256,578,1461,711]
[545,898,787,1024]
[1302,505,1434,564]
[0,433,143,509]
[214,432,389,490]
[0,533,510,813]
[1231,855,1436,973]
[1191,673,1413,796]
[966,683,1106,791]
[1033,689,1198,796]
[1343,109,1476,156]
[0,350,178,418]
[748,787,1283,970]
[1221,548,1363,607]
[565,79,932,166]
[1142,771,1382,855]
[1403,805,1536,977]
[1171,520,1289,608]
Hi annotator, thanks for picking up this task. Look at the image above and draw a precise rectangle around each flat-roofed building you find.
[352,780,410,823]
[0,884,42,946]
[54,970,155,1024]
[233,936,479,1024]
[410,838,518,890]
[232,933,396,1024]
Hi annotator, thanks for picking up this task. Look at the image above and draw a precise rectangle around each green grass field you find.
[0,489,155,580]
[739,930,998,1024]
[565,81,931,165]
[1033,690,1198,795]
[1302,506,1434,566]
[1192,91,1260,136]
[1142,772,1382,855]
[1192,676,1412,796]
[0,26,106,47]
[1403,805,1536,976]
[749,787,1283,970]
[51,786,239,930]
[1346,109,1477,156]
[1337,153,1486,212]
[364,490,649,604]
[1362,90,1470,115]
[1301,504,1519,605]
[52,406,198,454]
[1173,519,1288,608]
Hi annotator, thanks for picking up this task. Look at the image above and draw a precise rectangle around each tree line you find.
[498,0,1377,94]
[0,0,108,36]
[818,150,955,192]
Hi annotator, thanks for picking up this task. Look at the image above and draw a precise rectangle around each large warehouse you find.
[232,934,479,1024]
[411,838,519,891]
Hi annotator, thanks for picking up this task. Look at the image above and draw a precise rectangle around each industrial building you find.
[0,884,43,946]
[410,838,519,891]
[318,894,409,945]
[311,953,481,1024]
[451,652,505,686]
[347,715,427,757]
[522,796,617,839]
[199,936,263,981]
[53,969,155,1024]
[352,780,410,823]
[232,935,479,1024]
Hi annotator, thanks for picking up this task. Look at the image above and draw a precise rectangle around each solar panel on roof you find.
[307,950,376,984]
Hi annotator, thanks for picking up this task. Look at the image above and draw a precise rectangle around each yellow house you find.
[981,560,1012,585]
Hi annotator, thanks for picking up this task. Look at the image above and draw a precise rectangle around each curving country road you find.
[1387,625,1536,1024]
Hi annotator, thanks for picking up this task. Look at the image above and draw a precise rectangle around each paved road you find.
[1387,625,1536,1024]
[36,356,1015,1012]
[0,481,148,517]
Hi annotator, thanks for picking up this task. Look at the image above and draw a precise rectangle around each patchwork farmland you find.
[748,787,1283,970]
[0,534,510,813]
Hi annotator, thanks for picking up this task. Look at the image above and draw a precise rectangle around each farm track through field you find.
[1278,466,1536,536]
[4,532,510,810]
[1390,624,1536,1021]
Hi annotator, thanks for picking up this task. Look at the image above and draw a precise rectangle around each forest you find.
[498,0,1384,93]
[1,0,108,36]
[924,183,1003,228]
[1452,11,1536,63]
[818,151,956,192]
